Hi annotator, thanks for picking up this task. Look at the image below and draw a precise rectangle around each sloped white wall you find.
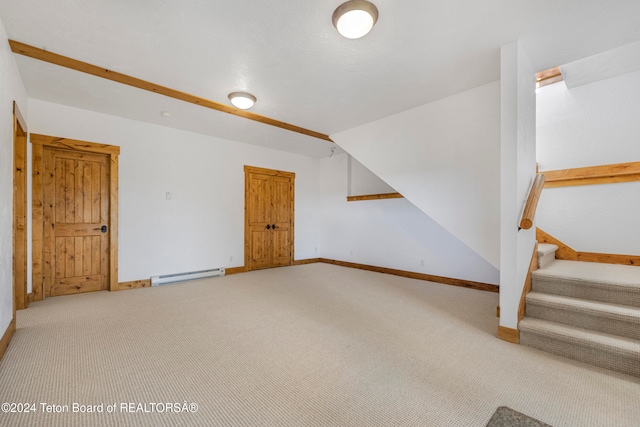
[332,82,501,269]
[0,17,28,333]
[27,99,321,283]
[319,153,499,285]
[536,70,640,255]
[500,41,537,330]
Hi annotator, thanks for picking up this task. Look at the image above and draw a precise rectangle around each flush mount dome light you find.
[332,0,378,39]
[228,92,257,110]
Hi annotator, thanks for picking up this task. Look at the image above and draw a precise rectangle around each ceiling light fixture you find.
[332,0,378,39]
[228,92,257,110]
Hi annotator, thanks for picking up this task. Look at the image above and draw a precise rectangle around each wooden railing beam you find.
[541,161,640,188]
[346,192,403,202]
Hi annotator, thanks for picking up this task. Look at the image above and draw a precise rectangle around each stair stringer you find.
[331,81,501,269]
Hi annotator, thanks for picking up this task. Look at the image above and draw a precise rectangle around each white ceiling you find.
[561,40,640,89]
[1,0,640,157]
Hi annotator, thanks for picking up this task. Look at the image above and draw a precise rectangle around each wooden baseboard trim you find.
[112,258,498,294]
[537,228,640,266]
[497,326,520,344]
[518,243,539,322]
[226,266,248,275]
[0,318,16,362]
[318,258,499,293]
[575,252,640,266]
[227,260,320,274]
[115,279,151,291]
[536,228,577,260]
[292,258,321,265]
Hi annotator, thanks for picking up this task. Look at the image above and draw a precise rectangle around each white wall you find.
[536,70,640,254]
[537,71,640,170]
[0,18,28,332]
[27,99,321,283]
[332,82,502,269]
[499,41,537,330]
[348,156,395,197]
[319,153,499,285]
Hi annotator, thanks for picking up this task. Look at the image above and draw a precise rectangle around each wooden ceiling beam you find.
[536,66,563,88]
[9,40,333,142]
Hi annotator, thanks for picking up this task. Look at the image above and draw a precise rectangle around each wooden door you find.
[44,148,110,296]
[245,166,294,271]
[270,175,293,267]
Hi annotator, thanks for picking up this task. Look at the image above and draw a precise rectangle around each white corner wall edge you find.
[331,81,501,269]
[499,41,537,330]
[562,40,640,89]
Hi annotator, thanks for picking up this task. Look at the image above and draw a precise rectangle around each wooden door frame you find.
[31,134,120,300]
[244,165,295,271]
[12,102,27,312]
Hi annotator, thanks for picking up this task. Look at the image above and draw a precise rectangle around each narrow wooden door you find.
[44,148,110,296]
[245,166,294,271]
[270,175,293,267]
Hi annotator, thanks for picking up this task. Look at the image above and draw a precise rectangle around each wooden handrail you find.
[519,174,545,230]
[541,161,640,188]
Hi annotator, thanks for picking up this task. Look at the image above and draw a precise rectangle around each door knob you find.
[265,224,271,230]
[101,225,108,233]
[272,224,277,229]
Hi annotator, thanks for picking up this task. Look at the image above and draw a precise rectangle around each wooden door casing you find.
[245,166,294,271]
[45,148,110,296]
[13,102,27,311]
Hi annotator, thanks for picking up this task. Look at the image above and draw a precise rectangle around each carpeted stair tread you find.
[537,244,558,257]
[526,292,640,323]
[537,244,558,269]
[532,260,640,290]
[519,318,640,355]
[532,260,640,307]
[526,292,640,340]
[519,318,640,377]
[525,260,640,376]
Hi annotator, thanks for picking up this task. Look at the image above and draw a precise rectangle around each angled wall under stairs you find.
[331,82,501,270]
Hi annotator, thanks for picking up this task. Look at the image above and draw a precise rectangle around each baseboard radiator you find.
[151,267,226,286]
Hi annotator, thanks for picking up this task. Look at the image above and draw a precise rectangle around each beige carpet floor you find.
[0,263,638,426]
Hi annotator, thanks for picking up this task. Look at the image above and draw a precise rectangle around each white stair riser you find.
[538,252,556,269]
[526,302,640,341]
[536,243,558,269]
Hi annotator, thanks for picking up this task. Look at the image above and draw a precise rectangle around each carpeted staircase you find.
[519,244,640,377]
